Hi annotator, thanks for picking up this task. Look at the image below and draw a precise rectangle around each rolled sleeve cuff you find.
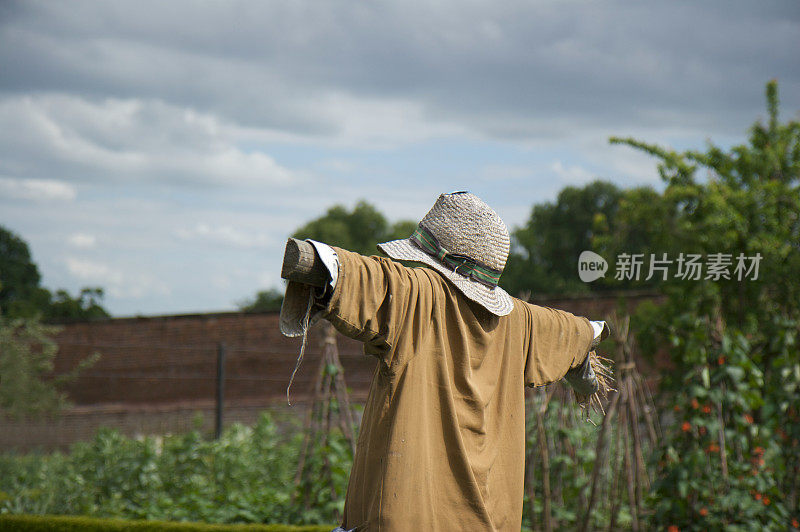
[565,320,610,395]
[307,240,339,291]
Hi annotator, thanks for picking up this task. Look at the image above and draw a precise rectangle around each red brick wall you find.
[529,290,664,321]
[50,292,662,408]
[2,291,664,450]
[52,311,377,406]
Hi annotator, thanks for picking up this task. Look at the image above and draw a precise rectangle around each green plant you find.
[0,514,332,532]
[523,391,610,530]
[0,316,98,419]
[648,320,790,530]
[611,80,800,530]
[0,413,347,526]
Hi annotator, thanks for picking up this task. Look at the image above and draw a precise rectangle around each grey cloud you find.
[1,0,798,316]
[1,0,797,141]
[0,94,302,186]
[0,176,76,201]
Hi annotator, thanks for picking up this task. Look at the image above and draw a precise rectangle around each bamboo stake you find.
[324,382,339,519]
[716,394,729,485]
[525,439,536,530]
[536,388,553,532]
[621,400,639,532]
[525,397,538,526]
[295,331,326,486]
[633,371,659,444]
[562,398,587,512]
[617,314,649,499]
[329,328,357,455]
[789,452,799,516]
[554,398,566,509]
[579,389,620,532]
[294,323,358,512]
[304,360,335,512]
[607,419,622,532]
[627,375,649,496]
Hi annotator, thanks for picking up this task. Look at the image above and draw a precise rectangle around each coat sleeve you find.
[319,247,432,365]
[520,302,595,387]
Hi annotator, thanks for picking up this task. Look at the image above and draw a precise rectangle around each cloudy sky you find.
[1,0,798,316]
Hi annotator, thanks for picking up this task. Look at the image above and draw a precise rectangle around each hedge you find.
[0,515,334,532]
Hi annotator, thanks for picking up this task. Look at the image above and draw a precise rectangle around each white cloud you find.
[0,94,301,187]
[65,256,170,299]
[257,271,284,290]
[65,257,123,283]
[480,164,533,181]
[0,176,77,201]
[67,232,96,248]
[603,150,663,185]
[310,92,468,148]
[0,1,796,317]
[549,160,595,184]
[174,223,272,249]
[2,1,797,145]
[317,158,358,173]
[211,274,232,290]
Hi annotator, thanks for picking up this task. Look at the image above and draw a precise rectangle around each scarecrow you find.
[280,191,612,532]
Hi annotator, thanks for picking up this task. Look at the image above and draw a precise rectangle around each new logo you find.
[578,251,608,282]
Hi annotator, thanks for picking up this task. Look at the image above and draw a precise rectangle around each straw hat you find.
[378,191,513,316]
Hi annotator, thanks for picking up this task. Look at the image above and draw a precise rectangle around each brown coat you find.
[322,248,595,531]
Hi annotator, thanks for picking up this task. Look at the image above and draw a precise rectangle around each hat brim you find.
[378,238,514,316]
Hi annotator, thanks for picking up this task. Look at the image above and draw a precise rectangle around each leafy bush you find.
[0,413,346,527]
[0,514,331,531]
[3,80,799,530]
[647,321,793,530]
[0,315,99,420]
[613,80,800,530]
[521,391,632,530]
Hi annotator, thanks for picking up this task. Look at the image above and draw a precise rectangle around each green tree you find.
[385,219,418,242]
[46,288,110,321]
[0,226,110,320]
[238,288,284,313]
[0,226,50,317]
[241,202,416,311]
[502,180,624,296]
[592,186,677,288]
[292,201,415,257]
[612,80,800,529]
